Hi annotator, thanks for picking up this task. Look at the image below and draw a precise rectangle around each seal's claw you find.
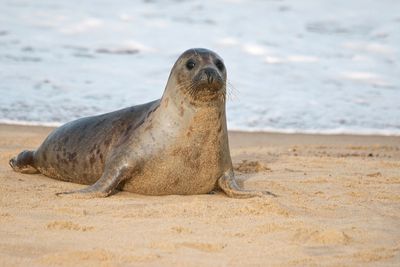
[218,170,277,199]
[263,190,278,197]
[55,188,109,199]
[228,190,273,199]
[9,157,16,169]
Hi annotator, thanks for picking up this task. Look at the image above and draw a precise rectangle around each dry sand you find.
[0,124,399,266]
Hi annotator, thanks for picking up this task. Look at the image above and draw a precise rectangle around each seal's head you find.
[168,48,227,103]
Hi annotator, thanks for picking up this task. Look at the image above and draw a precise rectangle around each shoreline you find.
[1,123,399,266]
[1,122,400,143]
[1,121,399,138]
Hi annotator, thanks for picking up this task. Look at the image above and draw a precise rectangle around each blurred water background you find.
[1,0,399,135]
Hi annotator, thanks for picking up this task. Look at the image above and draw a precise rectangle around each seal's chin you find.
[189,81,225,102]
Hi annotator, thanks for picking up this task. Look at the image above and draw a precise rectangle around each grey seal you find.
[9,48,274,198]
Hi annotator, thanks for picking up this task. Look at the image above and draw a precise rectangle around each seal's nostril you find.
[204,68,216,84]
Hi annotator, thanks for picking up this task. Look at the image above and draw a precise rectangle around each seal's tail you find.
[9,150,39,174]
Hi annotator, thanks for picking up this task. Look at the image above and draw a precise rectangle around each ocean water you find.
[1,0,399,135]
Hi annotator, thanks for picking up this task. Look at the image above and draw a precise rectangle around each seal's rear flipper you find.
[9,150,39,174]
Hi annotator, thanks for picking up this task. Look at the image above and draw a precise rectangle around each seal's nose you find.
[203,68,217,84]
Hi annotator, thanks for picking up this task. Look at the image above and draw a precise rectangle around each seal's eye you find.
[215,59,224,71]
[186,60,196,70]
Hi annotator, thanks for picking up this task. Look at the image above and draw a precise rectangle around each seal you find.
[9,48,274,198]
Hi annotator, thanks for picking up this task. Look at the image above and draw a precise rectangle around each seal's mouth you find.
[189,68,225,101]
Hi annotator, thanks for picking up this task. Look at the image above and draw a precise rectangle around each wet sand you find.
[0,124,399,266]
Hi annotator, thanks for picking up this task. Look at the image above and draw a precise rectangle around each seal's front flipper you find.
[56,165,130,198]
[218,169,277,198]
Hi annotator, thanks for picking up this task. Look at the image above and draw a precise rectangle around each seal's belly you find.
[122,147,223,195]
[122,168,219,195]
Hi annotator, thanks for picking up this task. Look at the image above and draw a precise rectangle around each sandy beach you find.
[0,124,399,266]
